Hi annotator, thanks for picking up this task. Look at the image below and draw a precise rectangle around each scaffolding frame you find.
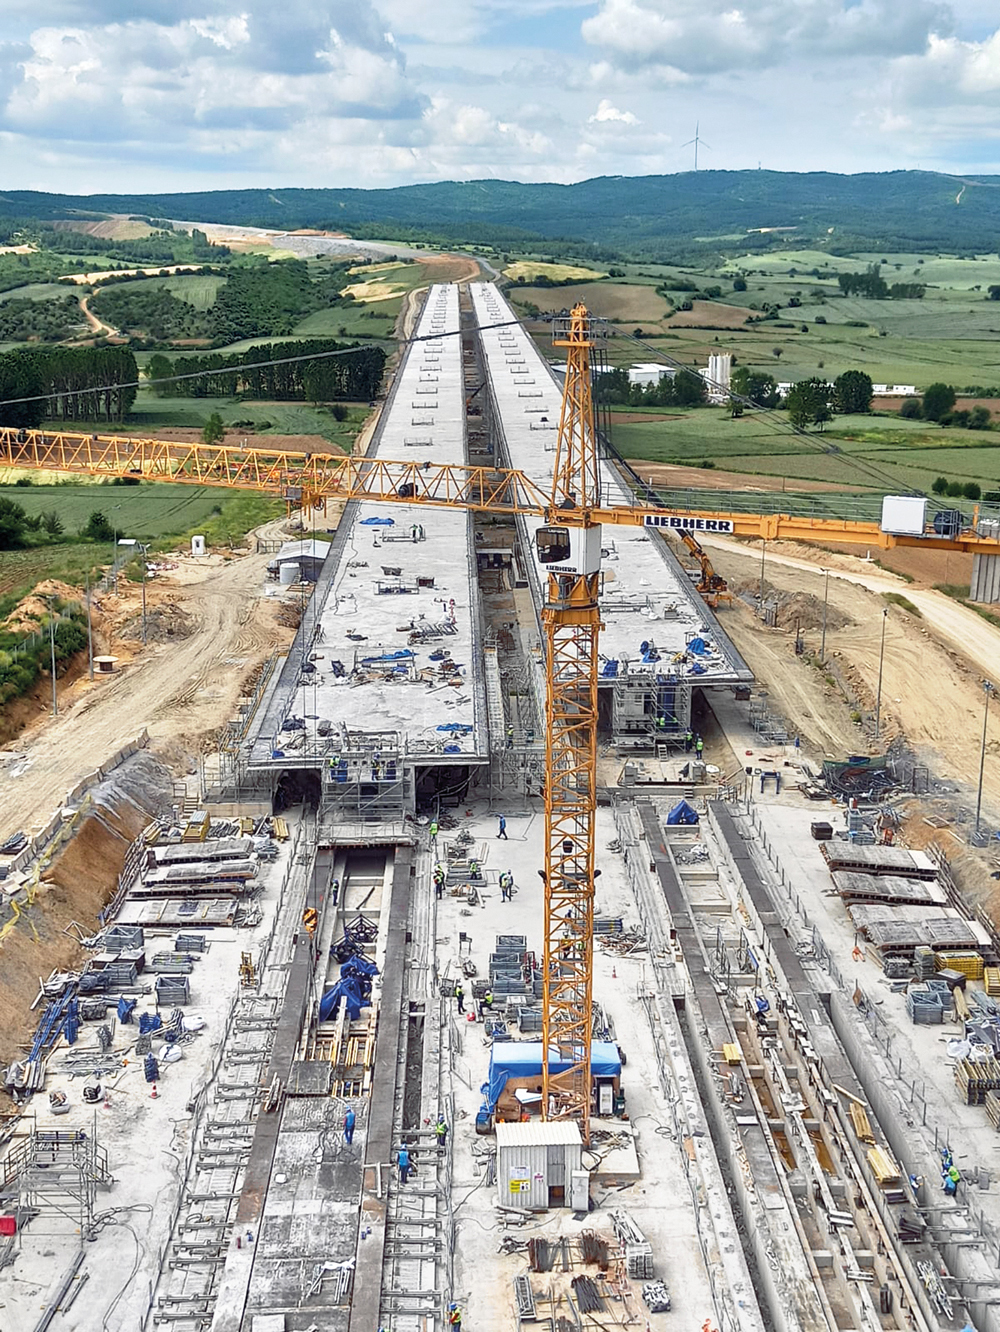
[4,1121,112,1239]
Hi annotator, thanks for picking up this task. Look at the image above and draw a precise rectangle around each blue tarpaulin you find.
[687,637,706,656]
[360,517,395,526]
[319,954,381,1022]
[480,1040,622,1114]
[602,659,619,678]
[666,799,699,825]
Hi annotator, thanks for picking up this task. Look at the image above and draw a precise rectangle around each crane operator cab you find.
[535,525,602,578]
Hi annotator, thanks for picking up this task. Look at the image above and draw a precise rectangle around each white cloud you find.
[2,0,1000,190]
[581,0,950,74]
[588,98,640,125]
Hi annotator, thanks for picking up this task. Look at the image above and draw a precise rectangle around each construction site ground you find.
[0,520,300,847]
[0,826,300,1332]
[694,534,1000,825]
[754,795,1000,1245]
[439,805,717,1331]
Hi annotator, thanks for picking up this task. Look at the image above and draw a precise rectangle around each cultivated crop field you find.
[517,281,671,323]
[609,408,1000,491]
[504,261,608,282]
[113,273,227,310]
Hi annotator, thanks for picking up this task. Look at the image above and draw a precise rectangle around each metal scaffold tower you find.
[4,1123,112,1239]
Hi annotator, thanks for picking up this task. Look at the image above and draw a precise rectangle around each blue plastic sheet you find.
[666,799,699,825]
[687,637,706,656]
[480,1040,622,1113]
[359,516,395,525]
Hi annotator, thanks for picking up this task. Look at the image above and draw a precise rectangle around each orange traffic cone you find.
[150,1082,159,1100]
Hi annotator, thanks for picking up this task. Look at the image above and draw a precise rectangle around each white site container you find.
[495,1120,582,1210]
[881,496,927,536]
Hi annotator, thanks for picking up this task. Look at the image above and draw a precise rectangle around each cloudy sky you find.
[2,0,1000,193]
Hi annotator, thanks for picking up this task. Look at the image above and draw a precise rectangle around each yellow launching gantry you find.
[4,421,1000,553]
[4,313,1000,1142]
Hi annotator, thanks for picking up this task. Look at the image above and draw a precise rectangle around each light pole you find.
[46,597,58,718]
[85,572,94,681]
[820,568,830,663]
[117,538,149,644]
[138,542,149,645]
[874,607,888,739]
[976,680,995,835]
[759,538,766,609]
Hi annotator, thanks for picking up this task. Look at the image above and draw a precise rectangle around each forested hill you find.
[3,170,1000,256]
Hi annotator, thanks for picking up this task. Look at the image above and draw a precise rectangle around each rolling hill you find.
[2,170,999,258]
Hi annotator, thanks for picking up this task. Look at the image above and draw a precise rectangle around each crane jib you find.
[644,514,735,534]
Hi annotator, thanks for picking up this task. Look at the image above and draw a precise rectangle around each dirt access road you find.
[700,535,1000,810]
[0,520,293,844]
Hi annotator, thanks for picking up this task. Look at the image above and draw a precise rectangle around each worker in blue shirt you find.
[397,1145,411,1185]
[344,1108,356,1144]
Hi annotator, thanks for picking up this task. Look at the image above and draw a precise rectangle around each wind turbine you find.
[683,122,710,170]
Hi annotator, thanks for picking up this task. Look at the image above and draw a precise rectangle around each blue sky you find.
[1,0,999,192]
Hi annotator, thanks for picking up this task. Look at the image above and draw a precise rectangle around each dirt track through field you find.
[0,520,293,843]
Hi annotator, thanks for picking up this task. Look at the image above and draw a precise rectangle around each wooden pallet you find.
[985,967,1000,996]
[849,1102,875,1144]
[867,1145,902,1186]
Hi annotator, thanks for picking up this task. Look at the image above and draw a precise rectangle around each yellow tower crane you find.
[535,305,604,1127]
[4,312,1000,1143]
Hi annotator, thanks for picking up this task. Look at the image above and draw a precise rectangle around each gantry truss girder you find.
[4,426,1000,555]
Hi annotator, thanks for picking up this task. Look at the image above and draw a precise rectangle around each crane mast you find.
[537,305,603,1139]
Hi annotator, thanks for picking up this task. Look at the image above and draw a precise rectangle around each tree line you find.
[595,365,708,408]
[837,265,925,300]
[146,339,386,403]
[0,346,138,426]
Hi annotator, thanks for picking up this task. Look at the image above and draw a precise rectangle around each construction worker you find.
[499,871,513,902]
[497,815,508,840]
[655,714,667,731]
[396,1145,411,1185]
[695,735,704,760]
[684,730,693,753]
[344,1107,356,1144]
[478,990,493,1020]
[429,819,439,841]
[454,983,465,1015]
[469,859,481,881]
[448,1304,462,1332]
[944,1165,961,1198]
[435,1114,449,1149]
[433,865,446,899]
[506,724,514,749]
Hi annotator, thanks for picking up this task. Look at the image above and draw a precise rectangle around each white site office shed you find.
[495,1120,583,1210]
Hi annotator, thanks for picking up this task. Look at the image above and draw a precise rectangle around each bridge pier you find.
[970,553,1000,604]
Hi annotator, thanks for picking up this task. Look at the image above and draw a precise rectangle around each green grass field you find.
[0,282,75,305]
[6,483,230,539]
[609,407,1000,492]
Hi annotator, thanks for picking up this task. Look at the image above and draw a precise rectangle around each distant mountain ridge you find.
[2,170,999,256]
